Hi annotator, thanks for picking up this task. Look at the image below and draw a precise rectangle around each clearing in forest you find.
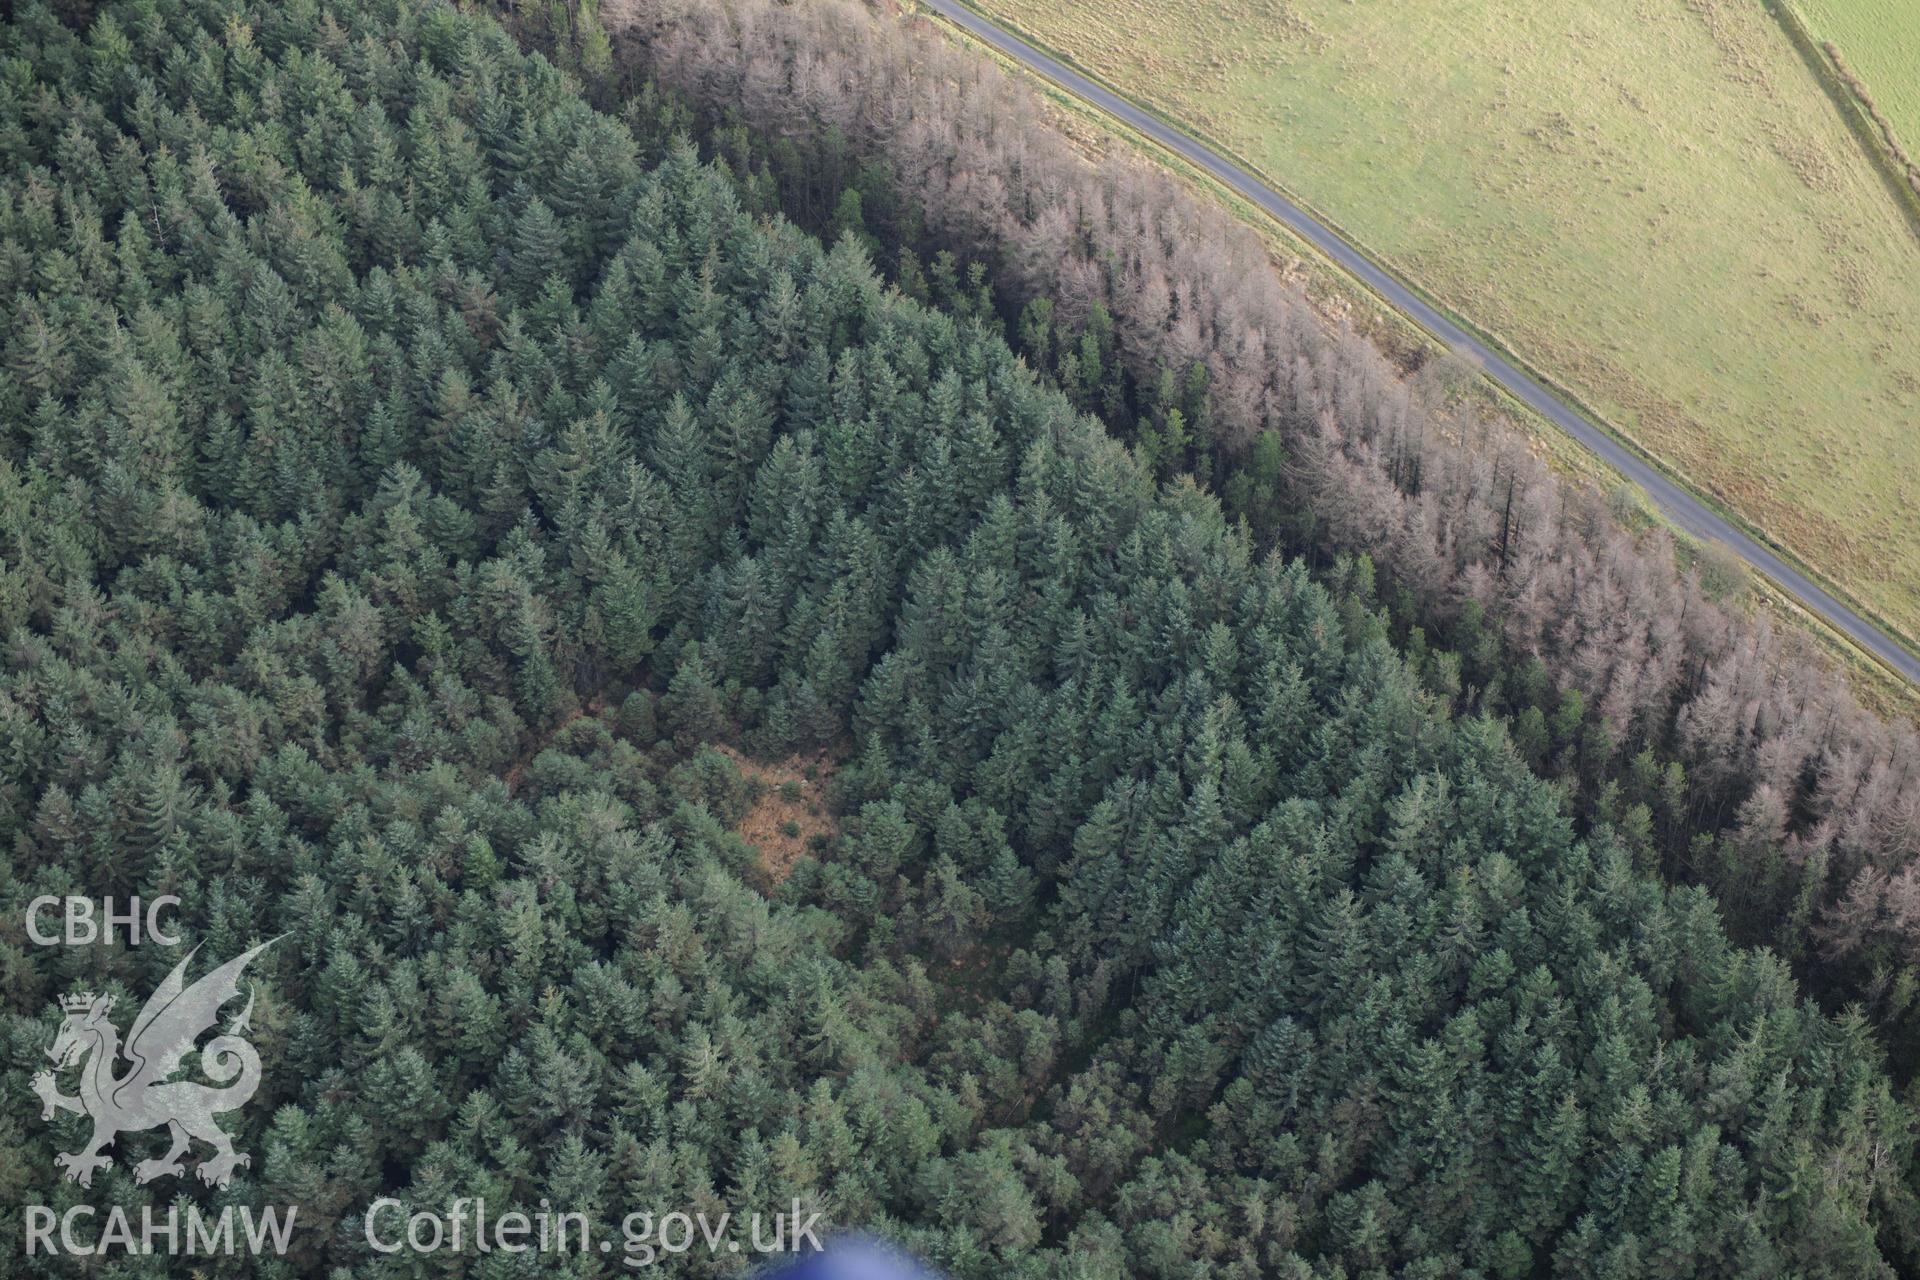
[713,745,840,883]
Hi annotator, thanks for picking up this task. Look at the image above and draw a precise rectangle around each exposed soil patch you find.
[712,745,840,884]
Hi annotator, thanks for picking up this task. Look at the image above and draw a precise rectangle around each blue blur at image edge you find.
[756,1234,943,1280]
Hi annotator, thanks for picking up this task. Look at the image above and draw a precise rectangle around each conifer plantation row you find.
[1,0,1915,1276]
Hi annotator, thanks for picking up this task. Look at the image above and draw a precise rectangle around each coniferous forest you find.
[3,0,1919,1276]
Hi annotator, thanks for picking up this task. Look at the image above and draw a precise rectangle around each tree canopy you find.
[1,0,1915,1276]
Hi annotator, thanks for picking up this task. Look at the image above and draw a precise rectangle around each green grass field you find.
[1793,0,1920,166]
[971,0,1920,648]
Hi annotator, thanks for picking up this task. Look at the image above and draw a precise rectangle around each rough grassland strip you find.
[1769,0,1920,238]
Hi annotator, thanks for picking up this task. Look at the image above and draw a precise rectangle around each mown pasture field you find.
[1793,0,1920,167]
[970,0,1920,646]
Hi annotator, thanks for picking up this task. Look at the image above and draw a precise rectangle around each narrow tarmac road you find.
[922,0,1920,686]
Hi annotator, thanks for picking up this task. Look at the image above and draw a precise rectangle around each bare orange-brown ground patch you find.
[712,745,840,884]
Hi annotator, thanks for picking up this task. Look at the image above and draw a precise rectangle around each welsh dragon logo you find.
[31,941,275,1189]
